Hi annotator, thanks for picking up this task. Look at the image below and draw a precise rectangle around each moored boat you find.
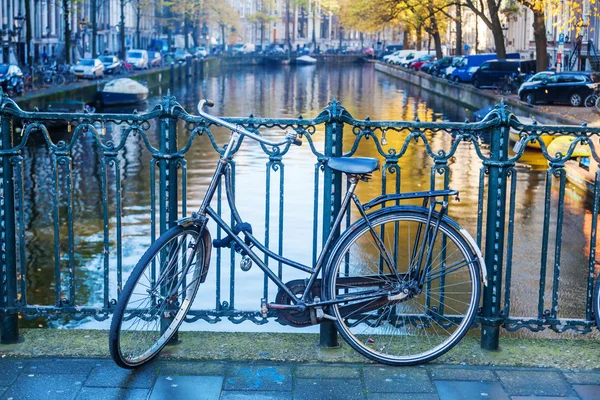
[43,100,96,129]
[507,117,555,150]
[296,55,317,65]
[100,78,149,106]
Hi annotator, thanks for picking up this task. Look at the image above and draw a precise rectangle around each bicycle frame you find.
[182,129,457,312]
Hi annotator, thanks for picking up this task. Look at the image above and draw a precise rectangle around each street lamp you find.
[339,26,344,51]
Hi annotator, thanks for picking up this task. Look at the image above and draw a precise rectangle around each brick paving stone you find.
[22,358,98,375]
[149,376,223,400]
[495,370,575,397]
[76,387,150,400]
[221,392,293,400]
[224,365,292,392]
[363,366,435,393]
[511,397,580,400]
[293,378,365,400]
[564,372,600,385]
[1,373,87,400]
[434,381,509,400]
[0,360,21,386]
[157,361,226,376]
[366,394,439,400]
[294,365,360,379]
[573,384,600,400]
[85,362,158,389]
[0,388,5,398]
[429,368,497,381]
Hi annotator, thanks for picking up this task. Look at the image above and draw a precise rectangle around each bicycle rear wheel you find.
[585,94,597,108]
[327,209,481,365]
[109,224,207,368]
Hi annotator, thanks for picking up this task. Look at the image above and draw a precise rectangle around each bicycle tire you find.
[594,277,600,331]
[326,208,481,366]
[595,96,600,111]
[584,94,597,108]
[55,73,66,86]
[109,224,207,368]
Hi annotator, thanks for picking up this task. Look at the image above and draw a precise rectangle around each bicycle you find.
[584,85,599,108]
[109,99,485,368]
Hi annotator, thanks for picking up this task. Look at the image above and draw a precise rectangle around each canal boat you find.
[296,55,317,65]
[100,78,149,106]
[507,117,556,150]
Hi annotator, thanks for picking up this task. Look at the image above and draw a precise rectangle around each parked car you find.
[174,49,192,62]
[126,49,149,69]
[450,53,520,83]
[400,51,430,67]
[428,56,455,76]
[379,44,403,60]
[71,58,104,79]
[518,72,596,106]
[420,61,435,74]
[471,59,536,88]
[194,47,208,58]
[99,55,122,74]
[362,48,375,56]
[150,51,162,68]
[444,56,465,79]
[0,64,24,96]
[264,45,285,55]
[524,71,555,83]
[231,44,244,54]
[240,43,256,54]
[409,55,434,71]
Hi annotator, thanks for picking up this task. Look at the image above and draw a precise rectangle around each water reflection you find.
[18,64,598,339]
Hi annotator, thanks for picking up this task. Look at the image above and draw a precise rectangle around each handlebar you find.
[197,99,301,147]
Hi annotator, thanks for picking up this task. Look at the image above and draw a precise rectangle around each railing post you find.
[480,105,511,351]
[158,102,180,344]
[320,100,344,348]
[0,109,19,344]
[170,62,175,88]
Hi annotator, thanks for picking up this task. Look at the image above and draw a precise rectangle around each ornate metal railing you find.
[0,94,598,350]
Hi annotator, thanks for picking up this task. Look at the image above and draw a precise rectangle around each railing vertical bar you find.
[216,179,222,311]
[503,167,517,317]
[264,161,271,300]
[100,157,110,308]
[149,158,157,291]
[311,163,320,269]
[63,156,75,304]
[277,163,285,279]
[480,108,510,351]
[551,168,566,319]
[585,170,600,320]
[14,156,26,307]
[320,102,343,348]
[229,161,236,310]
[0,115,19,343]
[476,167,485,248]
[114,157,123,302]
[538,168,553,319]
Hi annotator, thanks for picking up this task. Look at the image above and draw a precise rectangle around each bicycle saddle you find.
[327,157,380,174]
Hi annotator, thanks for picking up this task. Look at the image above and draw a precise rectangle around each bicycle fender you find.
[199,228,212,283]
[176,217,212,283]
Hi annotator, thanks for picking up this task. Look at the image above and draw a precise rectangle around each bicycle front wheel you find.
[327,210,481,365]
[109,224,207,368]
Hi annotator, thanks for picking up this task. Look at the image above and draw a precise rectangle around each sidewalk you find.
[0,357,598,399]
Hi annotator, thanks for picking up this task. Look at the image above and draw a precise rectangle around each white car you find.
[71,58,104,79]
[194,47,208,58]
[383,50,402,63]
[126,49,149,69]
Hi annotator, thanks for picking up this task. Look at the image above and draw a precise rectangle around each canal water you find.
[20,63,597,339]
